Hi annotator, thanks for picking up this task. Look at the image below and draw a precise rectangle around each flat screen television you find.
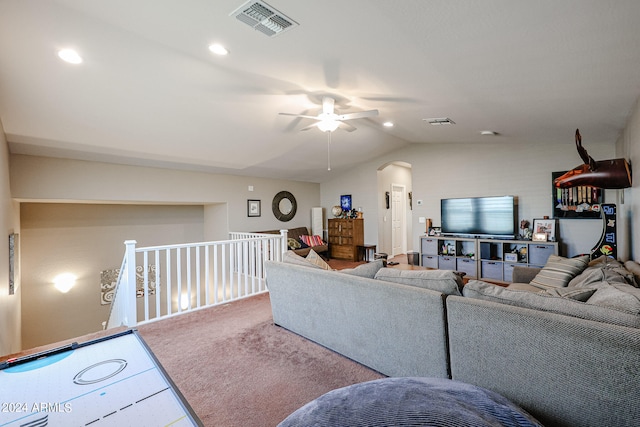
[441,196,517,239]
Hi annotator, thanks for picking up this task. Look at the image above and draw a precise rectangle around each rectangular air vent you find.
[423,118,456,125]
[230,1,298,37]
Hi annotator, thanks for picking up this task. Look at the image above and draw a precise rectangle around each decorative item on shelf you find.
[519,219,532,240]
[532,218,557,242]
[356,208,363,219]
[505,253,518,263]
[532,232,548,242]
[331,205,343,218]
[428,227,441,236]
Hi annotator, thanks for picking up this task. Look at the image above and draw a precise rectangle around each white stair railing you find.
[105,230,288,329]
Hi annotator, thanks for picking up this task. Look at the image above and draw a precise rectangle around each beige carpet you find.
[135,293,384,426]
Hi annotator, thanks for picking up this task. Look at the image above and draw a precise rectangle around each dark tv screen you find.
[441,196,516,238]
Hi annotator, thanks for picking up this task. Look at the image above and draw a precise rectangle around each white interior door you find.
[391,184,406,257]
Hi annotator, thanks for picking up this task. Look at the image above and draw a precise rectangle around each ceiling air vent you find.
[230,1,298,37]
[423,118,456,126]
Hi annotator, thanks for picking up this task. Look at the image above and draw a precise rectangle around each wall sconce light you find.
[180,294,190,310]
[53,273,77,293]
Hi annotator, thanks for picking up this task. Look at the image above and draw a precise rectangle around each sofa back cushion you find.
[374,268,463,296]
[529,255,590,290]
[340,260,385,279]
[463,280,640,328]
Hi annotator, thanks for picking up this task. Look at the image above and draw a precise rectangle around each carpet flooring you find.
[4,257,402,426]
[136,293,384,426]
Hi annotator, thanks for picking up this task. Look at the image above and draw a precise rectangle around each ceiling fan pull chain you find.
[327,131,332,171]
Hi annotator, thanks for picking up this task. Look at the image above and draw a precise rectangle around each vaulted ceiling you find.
[1,0,640,182]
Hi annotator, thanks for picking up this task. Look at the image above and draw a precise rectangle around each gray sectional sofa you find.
[265,253,640,427]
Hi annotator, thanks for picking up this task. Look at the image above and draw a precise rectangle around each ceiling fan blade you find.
[339,122,357,132]
[299,122,320,131]
[338,109,379,121]
[279,112,320,120]
[322,97,335,115]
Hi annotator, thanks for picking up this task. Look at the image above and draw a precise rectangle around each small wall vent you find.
[423,118,456,126]
[230,1,298,37]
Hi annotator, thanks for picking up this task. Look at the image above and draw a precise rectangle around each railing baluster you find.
[106,233,283,328]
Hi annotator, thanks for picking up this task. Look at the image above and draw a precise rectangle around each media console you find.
[420,236,558,284]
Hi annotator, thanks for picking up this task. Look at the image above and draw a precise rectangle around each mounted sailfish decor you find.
[554,129,632,189]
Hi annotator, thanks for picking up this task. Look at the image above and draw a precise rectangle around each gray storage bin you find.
[439,256,456,270]
[421,238,438,254]
[481,261,503,281]
[529,244,555,266]
[407,251,419,265]
[503,263,519,282]
[422,255,438,269]
[456,258,477,278]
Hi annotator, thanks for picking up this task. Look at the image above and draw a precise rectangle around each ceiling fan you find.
[279,96,379,133]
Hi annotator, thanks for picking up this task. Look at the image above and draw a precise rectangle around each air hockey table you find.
[0,329,203,427]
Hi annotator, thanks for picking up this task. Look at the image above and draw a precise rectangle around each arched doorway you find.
[376,161,413,257]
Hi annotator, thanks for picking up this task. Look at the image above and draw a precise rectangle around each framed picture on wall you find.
[340,195,352,211]
[247,199,261,217]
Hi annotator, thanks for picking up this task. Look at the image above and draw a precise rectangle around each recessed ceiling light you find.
[383,121,394,127]
[58,49,82,64]
[480,130,497,136]
[208,43,229,55]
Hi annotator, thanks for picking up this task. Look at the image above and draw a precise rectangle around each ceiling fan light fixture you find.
[383,121,394,127]
[317,119,339,133]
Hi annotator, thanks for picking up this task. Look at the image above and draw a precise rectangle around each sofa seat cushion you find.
[529,255,590,290]
[463,280,640,328]
[374,268,463,296]
[340,260,385,278]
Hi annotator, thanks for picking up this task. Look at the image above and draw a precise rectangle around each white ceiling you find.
[1,0,640,183]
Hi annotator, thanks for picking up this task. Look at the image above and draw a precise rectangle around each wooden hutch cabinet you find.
[328,218,364,261]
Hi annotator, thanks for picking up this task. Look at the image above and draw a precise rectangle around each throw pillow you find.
[624,260,640,287]
[530,255,590,290]
[287,238,301,250]
[300,235,324,247]
[283,250,323,269]
[374,268,463,296]
[306,249,332,270]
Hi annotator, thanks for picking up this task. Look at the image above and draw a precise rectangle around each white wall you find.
[10,155,321,235]
[322,137,615,258]
[20,203,205,349]
[10,154,322,350]
[0,122,21,357]
[616,96,640,261]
